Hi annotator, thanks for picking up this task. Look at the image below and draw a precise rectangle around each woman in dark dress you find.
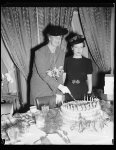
[64,33,93,101]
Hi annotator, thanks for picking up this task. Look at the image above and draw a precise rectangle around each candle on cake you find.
[92,97,93,102]
[90,97,92,101]
[84,95,86,101]
[87,95,88,101]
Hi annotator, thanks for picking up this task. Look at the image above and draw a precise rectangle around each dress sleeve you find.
[87,59,93,74]
[35,50,59,91]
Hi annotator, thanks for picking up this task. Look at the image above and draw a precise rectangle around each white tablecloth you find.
[4,118,113,145]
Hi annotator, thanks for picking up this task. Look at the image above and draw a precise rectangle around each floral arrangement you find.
[1,112,34,143]
[46,66,64,80]
[1,114,29,132]
[1,73,14,87]
[2,73,14,83]
[1,73,14,96]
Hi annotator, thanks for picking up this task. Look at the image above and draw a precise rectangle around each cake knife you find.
[69,93,77,101]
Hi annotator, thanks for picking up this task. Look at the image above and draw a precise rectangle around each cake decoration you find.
[60,96,110,132]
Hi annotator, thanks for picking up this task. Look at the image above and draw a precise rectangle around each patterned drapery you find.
[1,7,38,107]
[37,7,75,49]
[71,11,89,58]
[1,38,17,94]
[79,7,112,72]
[1,7,38,79]
[1,7,75,79]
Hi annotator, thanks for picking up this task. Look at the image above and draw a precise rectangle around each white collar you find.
[48,43,56,53]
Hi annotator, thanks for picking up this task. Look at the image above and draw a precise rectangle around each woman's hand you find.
[87,91,92,94]
[56,94,64,105]
[58,84,71,94]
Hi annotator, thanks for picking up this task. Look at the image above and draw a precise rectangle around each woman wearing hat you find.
[64,33,93,101]
[30,24,71,107]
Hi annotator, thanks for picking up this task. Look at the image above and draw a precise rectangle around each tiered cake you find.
[60,97,102,122]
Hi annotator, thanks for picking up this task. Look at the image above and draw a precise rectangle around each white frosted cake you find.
[60,98,102,122]
[60,97,113,145]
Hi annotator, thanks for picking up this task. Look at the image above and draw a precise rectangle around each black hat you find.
[69,34,85,46]
[46,24,68,36]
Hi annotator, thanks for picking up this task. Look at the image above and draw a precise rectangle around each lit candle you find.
[90,97,91,101]
[87,95,88,101]
[84,95,85,101]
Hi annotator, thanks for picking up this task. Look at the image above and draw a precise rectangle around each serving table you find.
[1,100,114,145]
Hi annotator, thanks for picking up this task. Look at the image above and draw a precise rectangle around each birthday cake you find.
[60,97,102,122]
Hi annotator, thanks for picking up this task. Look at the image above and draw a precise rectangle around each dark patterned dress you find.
[64,56,93,101]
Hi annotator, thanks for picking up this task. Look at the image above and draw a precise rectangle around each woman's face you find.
[72,43,84,57]
[49,35,62,47]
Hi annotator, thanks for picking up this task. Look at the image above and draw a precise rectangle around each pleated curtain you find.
[78,7,112,72]
[1,7,38,79]
[37,7,75,51]
[1,7,38,107]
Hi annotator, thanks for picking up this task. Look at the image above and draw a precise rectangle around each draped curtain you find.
[78,7,112,72]
[37,7,75,50]
[1,58,9,94]
[71,11,88,58]
[1,7,38,107]
[1,7,38,79]
[1,38,17,94]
